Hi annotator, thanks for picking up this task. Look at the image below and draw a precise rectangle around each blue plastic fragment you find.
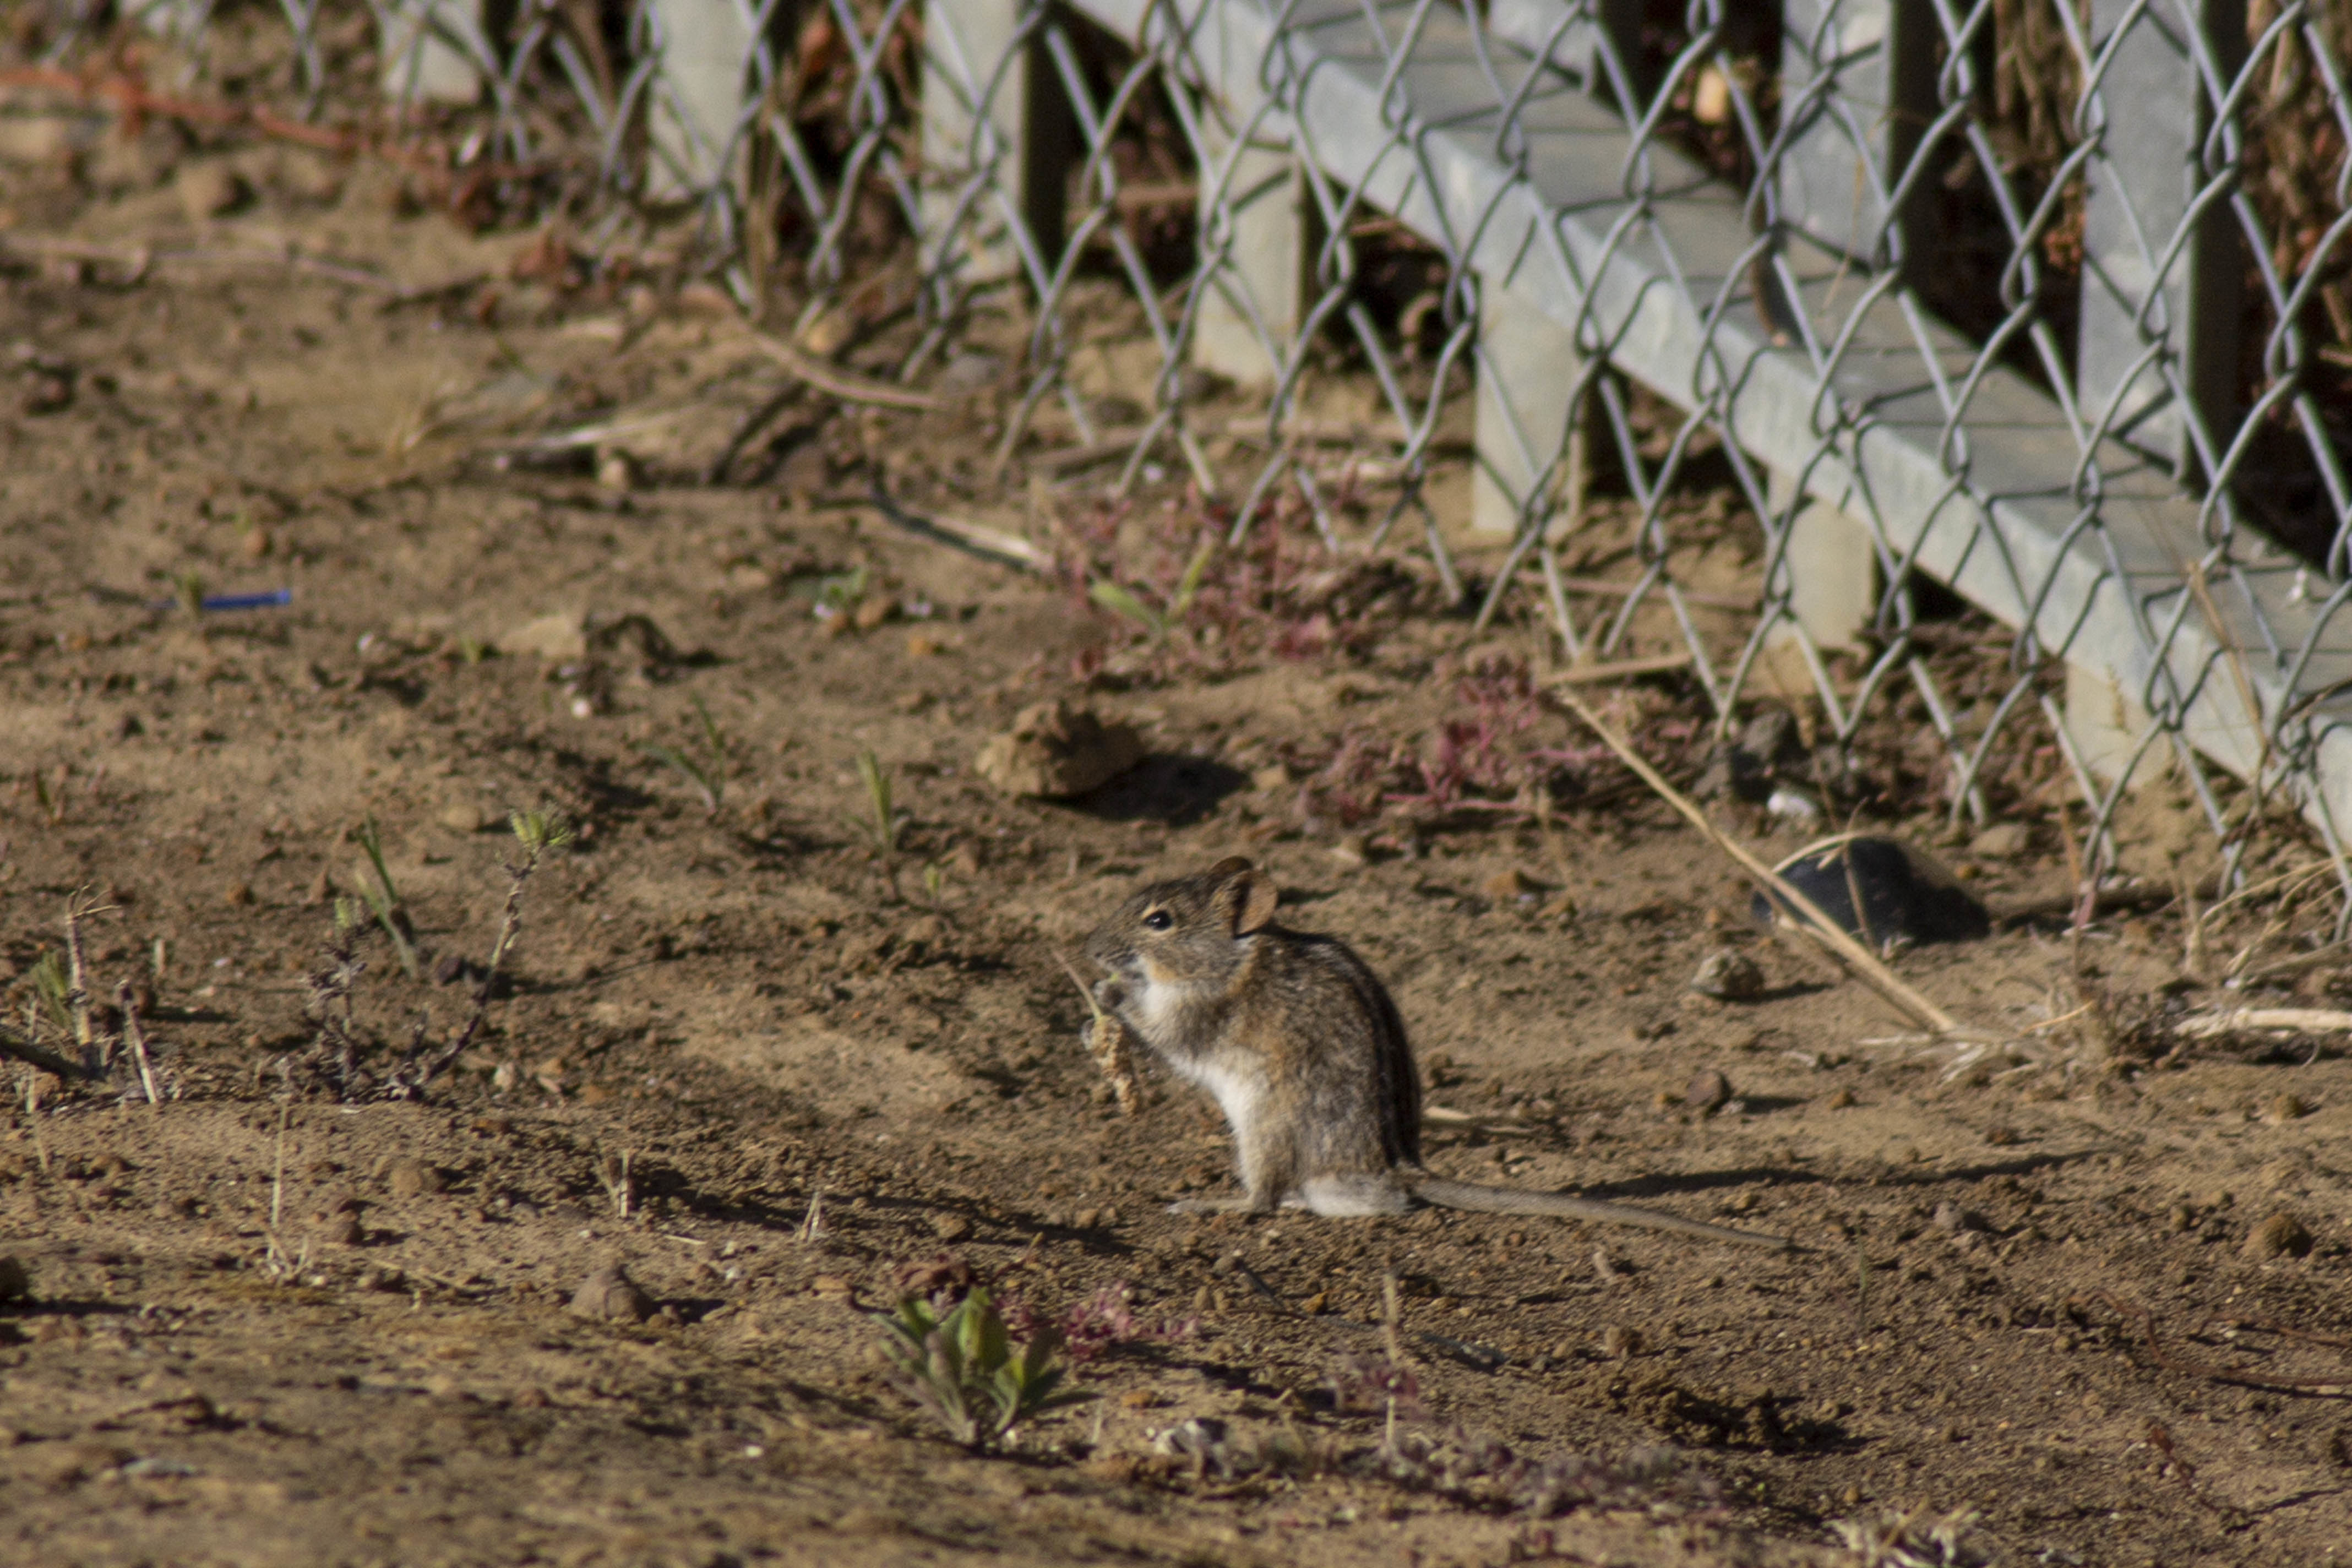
[145,589,294,613]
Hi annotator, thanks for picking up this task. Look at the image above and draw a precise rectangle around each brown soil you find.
[4,122,2352,1568]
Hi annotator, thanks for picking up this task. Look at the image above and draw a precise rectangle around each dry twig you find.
[1553,690,1959,1033]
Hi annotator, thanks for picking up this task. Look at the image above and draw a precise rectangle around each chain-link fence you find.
[17,0,2352,901]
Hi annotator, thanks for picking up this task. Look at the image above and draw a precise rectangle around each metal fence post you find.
[2076,0,2247,476]
[644,0,768,198]
[1190,107,1315,389]
[380,0,489,106]
[1758,466,1881,692]
[1774,0,1937,270]
[921,0,1070,285]
[1470,279,1582,537]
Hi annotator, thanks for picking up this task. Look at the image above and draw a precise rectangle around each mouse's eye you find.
[1142,908,1174,932]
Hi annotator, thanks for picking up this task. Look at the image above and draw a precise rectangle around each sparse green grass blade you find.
[1169,536,1216,618]
[351,815,420,979]
[1088,579,1165,638]
[853,749,897,857]
[29,951,72,1036]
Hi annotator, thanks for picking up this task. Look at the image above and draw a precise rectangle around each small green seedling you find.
[173,570,205,619]
[28,951,72,1037]
[351,815,420,979]
[804,565,869,619]
[456,635,489,665]
[641,695,731,814]
[921,860,947,909]
[509,808,577,858]
[1087,536,1214,641]
[851,749,899,858]
[875,1288,1091,1450]
[32,769,64,826]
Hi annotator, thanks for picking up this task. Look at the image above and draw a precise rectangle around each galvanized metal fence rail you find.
[33,0,2352,892]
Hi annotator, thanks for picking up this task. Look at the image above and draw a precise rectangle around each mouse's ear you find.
[1214,861,1278,935]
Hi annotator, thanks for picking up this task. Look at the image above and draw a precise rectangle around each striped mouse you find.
[1082,856,1788,1249]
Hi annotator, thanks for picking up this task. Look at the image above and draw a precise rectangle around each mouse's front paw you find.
[1091,976,1128,1015]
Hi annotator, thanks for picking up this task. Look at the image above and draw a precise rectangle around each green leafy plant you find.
[875,1288,1091,1450]
[791,564,869,620]
[641,695,731,813]
[1088,536,1214,640]
[351,815,420,979]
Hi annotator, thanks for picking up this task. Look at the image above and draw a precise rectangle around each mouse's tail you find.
[1408,1175,1793,1250]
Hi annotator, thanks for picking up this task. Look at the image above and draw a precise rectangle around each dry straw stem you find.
[1554,689,1961,1034]
[2173,1006,2352,1041]
[750,331,945,411]
[116,981,160,1109]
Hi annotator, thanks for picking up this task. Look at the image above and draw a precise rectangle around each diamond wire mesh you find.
[25,0,2352,896]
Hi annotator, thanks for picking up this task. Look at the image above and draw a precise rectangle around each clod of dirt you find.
[569,1264,656,1322]
[175,161,246,221]
[30,1440,134,1490]
[1684,1069,1733,1114]
[222,881,254,906]
[1689,949,1764,1000]
[315,1212,364,1246]
[930,1212,974,1242]
[1481,868,1538,902]
[498,611,589,661]
[2244,1211,2313,1260]
[2262,1092,2313,1125]
[1824,1088,1856,1108]
[1932,1202,1988,1234]
[1969,823,2032,859]
[1329,834,1370,869]
[1601,1325,1642,1358]
[439,802,487,834]
[974,700,1143,799]
[382,1157,446,1198]
[0,1253,30,1302]
[304,868,334,905]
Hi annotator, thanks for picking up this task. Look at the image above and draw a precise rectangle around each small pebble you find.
[1327,834,1369,870]
[439,802,486,834]
[1825,1087,1856,1108]
[568,1264,655,1322]
[175,161,245,221]
[1684,1069,1734,1114]
[1689,949,1765,1001]
[931,1212,974,1243]
[1968,823,2031,859]
[1600,1325,1641,1358]
[304,868,334,905]
[222,881,254,907]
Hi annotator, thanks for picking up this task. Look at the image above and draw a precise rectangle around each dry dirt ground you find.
[4,116,2352,1568]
